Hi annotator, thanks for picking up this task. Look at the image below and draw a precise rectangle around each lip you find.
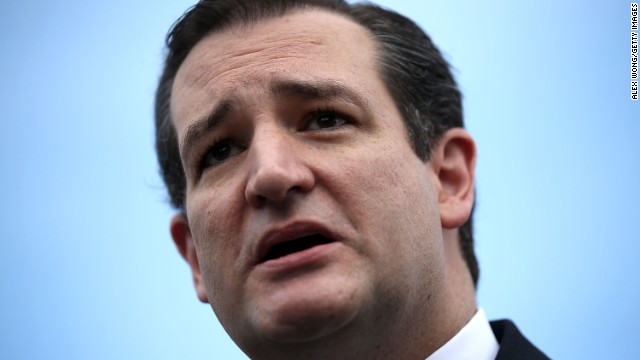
[254,220,339,267]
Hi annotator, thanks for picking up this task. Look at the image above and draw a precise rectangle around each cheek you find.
[334,142,436,222]
[187,188,245,299]
[322,142,446,306]
[327,143,442,261]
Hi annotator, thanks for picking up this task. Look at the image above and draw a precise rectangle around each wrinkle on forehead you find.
[171,9,378,126]
[174,9,373,88]
[177,30,334,90]
[182,43,324,90]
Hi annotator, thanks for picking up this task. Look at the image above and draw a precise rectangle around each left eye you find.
[306,110,348,130]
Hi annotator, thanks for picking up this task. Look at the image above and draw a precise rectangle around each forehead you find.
[170,9,382,127]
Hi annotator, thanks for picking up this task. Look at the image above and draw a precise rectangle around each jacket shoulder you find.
[491,319,550,360]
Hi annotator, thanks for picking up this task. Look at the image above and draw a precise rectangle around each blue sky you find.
[1,1,638,359]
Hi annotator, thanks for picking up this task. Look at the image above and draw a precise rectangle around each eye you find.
[200,140,243,169]
[306,109,349,130]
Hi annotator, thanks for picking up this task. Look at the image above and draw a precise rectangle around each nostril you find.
[248,193,266,208]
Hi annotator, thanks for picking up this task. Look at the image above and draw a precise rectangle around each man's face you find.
[170,9,453,356]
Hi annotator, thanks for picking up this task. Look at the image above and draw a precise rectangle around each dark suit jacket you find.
[490,320,550,359]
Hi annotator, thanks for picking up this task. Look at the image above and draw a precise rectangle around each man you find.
[155,0,549,358]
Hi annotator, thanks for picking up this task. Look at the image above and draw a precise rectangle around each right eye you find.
[200,140,243,169]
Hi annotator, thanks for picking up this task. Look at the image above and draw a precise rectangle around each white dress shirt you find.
[426,308,500,360]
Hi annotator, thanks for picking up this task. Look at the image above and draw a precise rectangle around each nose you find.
[244,126,315,208]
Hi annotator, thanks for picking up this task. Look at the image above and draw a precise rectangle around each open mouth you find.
[261,234,333,263]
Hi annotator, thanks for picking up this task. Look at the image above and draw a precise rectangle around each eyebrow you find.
[179,79,369,160]
[180,99,233,161]
[271,79,369,108]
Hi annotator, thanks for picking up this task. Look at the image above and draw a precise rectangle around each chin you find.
[246,271,368,344]
[262,298,358,343]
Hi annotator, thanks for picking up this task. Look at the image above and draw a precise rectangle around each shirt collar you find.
[426,308,500,360]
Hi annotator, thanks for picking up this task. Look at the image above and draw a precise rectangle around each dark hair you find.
[155,0,479,286]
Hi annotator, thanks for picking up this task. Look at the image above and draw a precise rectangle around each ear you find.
[170,213,209,303]
[430,128,476,229]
